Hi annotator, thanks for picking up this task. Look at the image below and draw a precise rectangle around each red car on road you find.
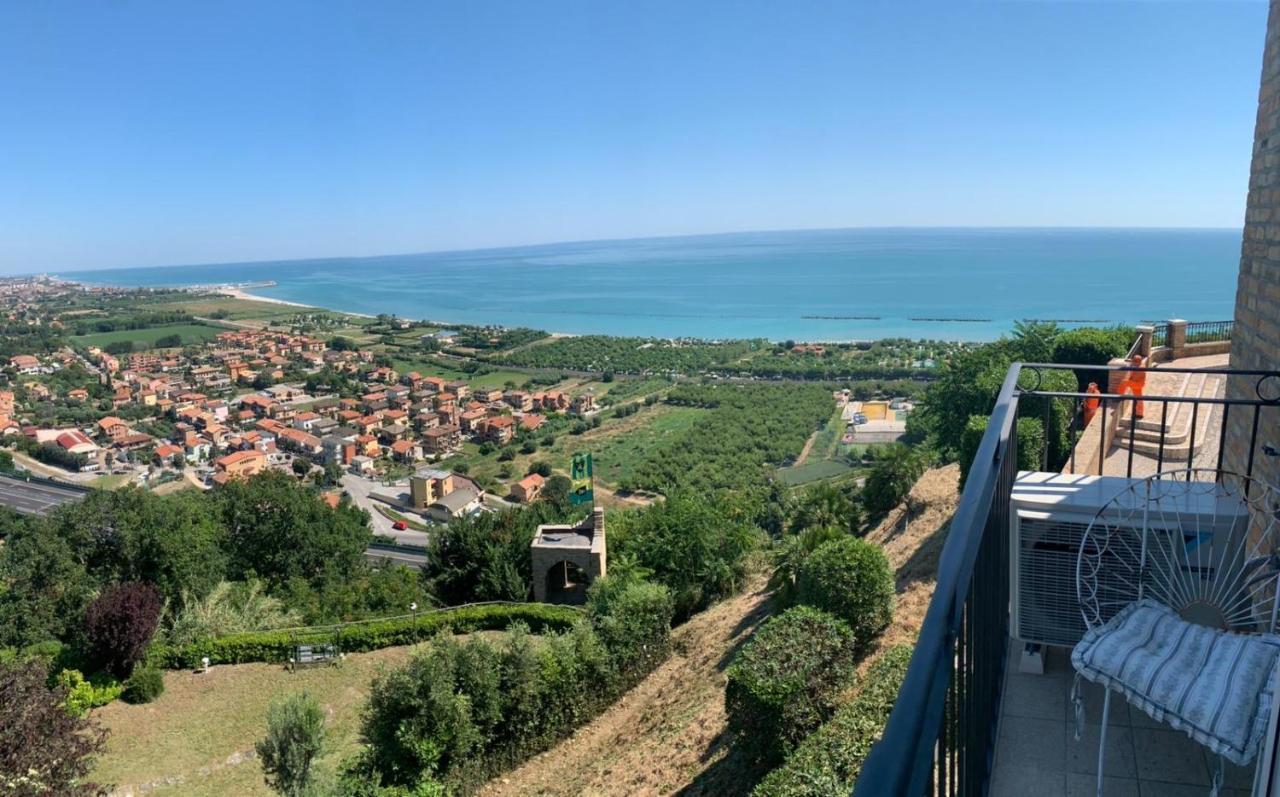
[392,520,408,531]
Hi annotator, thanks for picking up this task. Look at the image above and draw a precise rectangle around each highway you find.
[0,473,90,516]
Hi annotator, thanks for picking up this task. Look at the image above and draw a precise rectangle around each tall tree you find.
[219,471,371,587]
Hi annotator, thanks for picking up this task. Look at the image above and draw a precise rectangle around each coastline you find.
[219,287,377,320]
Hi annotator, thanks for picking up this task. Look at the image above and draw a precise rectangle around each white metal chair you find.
[1073,469,1280,797]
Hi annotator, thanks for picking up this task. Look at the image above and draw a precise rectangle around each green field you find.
[73,323,222,349]
[775,458,855,485]
[467,369,541,390]
[144,296,306,322]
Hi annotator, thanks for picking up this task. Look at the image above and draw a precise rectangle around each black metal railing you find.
[853,362,1280,797]
[1184,319,1234,344]
[1151,323,1169,349]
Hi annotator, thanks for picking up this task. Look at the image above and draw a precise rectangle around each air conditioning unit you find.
[1010,471,1252,648]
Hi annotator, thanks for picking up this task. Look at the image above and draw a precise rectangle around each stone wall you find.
[1223,0,1280,489]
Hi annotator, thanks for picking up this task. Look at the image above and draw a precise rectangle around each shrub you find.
[123,666,165,704]
[795,538,894,648]
[768,526,844,607]
[167,580,300,648]
[587,578,674,685]
[357,579,673,791]
[257,692,327,796]
[1,660,108,796]
[609,491,762,621]
[1051,326,1133,389]
[725,606,858,765]
[752,645,914,797]
[958,415,1046,488]
[861,444,928,518]
[152,602,580,669]
[83,582,163,678]
[55,668,125,716]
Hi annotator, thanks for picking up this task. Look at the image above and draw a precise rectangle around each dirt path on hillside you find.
[793,430,819,466]
[481,576,773,797]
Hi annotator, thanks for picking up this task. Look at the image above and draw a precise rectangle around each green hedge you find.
[725,606,859,766]
[752,644,914,797]
[152,603,581,669]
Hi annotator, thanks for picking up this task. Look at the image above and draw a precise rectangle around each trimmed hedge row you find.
[752,644,914,797]
[152,603,581,669]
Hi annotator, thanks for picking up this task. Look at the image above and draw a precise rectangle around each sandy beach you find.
[216,286,319,310]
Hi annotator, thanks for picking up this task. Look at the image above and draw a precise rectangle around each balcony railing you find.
[1185,319,1234,344]
[853,361,1280,797]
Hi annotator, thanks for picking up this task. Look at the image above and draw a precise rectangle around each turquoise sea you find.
[62,228,1241,341]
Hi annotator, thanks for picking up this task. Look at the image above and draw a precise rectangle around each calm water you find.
[62,228,1241,341]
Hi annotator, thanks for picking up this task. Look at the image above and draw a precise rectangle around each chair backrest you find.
[1077,469,1280,636]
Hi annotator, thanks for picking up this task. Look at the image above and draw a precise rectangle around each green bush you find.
[152,603,581,669]
[587,578,674,686]
[861,445,929,518]
[55,668,125,716]
[725,606,859,766]
[752,645,914,797]
[123,666,165,704]
[795,538,894,648]
[1051,325,1133,395]
[959,415,1047,488]
[355,579,673,792]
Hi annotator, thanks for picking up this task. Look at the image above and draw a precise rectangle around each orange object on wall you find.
[1083,382,1102,425]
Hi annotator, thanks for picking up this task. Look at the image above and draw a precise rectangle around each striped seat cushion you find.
[1072,598,1280,766]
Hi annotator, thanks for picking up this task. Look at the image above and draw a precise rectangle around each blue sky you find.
[0,1,1268,274]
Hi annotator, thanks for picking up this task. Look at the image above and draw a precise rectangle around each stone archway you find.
[544,560,590,605]
[531,507,607,604]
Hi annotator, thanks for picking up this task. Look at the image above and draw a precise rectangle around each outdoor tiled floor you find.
[990,642,1256,797]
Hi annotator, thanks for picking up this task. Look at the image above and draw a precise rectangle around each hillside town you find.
[0,279,606,536]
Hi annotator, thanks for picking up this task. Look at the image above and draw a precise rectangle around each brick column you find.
[1166,319,1188,360]
[1223,0,1280,492]
[1135,325,1154,359]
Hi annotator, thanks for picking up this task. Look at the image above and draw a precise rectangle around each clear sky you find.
[0,0,1268,274]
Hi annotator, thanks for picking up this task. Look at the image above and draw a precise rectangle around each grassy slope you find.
[480,466,959,797]
[479,575,774,797]
[93,633,502,796]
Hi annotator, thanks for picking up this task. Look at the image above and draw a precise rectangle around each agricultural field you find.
[569,405,706,487]
[437,403,705,500]
[143,296,308,322]
[72,323,222,350]
[775,403,859,486]
[467,369,543,390]
[775,458,854,485]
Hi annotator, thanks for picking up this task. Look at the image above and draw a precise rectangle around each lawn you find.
[468,369,539,390]
[73,323,222,350]
[88,473,135,490]
[91,633,513,796]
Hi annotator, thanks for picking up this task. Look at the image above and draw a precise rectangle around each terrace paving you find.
[990,642,1256,797]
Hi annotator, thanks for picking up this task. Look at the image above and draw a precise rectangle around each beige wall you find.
[1224,0,1280,489]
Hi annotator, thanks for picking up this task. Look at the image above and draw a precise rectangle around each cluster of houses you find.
[3,322,599,512]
